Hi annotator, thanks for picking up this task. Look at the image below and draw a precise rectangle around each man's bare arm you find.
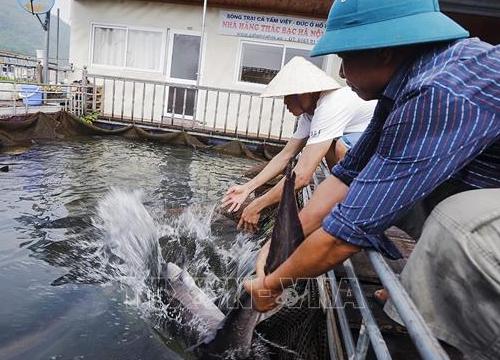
[222,138,306,212]
[299,175,349,236]
[253,175,350,276]
[246,176,356,312]
[246,137,306,192]
[245,227,359,312]
[240,140,334,221]
[270,228,359,287]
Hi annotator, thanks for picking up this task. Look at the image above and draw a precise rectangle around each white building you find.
[68,0,342,141]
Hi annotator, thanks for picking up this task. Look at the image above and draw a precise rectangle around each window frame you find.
[235,40,285,88]
[166,28,203,85]
[283,46,325,69]
[89,22,167,73]
[234,39,325,88]
[164,29,204,120]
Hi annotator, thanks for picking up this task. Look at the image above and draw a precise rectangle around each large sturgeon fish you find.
[196,162,305,359]
[159,162,305,358]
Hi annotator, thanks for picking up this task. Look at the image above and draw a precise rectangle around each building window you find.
[126,30,163,71]
[239,42,283,85]
[92,25,164,71]
[238,42,324,85]
[284,47,324,69]
[92,26,126,67]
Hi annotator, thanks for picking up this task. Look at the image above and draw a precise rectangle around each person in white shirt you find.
[222,57,377,232]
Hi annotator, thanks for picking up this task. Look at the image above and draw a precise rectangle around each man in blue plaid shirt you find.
[245,0,499,357]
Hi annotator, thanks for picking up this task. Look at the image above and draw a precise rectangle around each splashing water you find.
[160,203,262,312]
[88,188,262,345]
[92,188,162,311]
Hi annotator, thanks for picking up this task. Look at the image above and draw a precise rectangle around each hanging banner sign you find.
[218,10,326,45]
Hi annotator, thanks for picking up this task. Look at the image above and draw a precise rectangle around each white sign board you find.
[219,10,326,45]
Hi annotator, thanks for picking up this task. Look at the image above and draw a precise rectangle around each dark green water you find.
[0,137,258,360]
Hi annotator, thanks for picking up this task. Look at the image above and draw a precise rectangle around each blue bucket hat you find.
[312,0,469,56]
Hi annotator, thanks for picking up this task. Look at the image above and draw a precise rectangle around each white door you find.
[166,31,201,118]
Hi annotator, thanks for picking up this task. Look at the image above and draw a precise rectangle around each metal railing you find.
[0,51,72,83]
[0,80,86,118]
[86,71,295,144]
[304,163,450,360]
[0,61,295,143]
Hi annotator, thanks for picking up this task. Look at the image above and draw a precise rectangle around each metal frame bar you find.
[0,83,86,117]
[278,104,286,141]
[92,76,97,112]
[256,97,264,138]
[368,252,450,360]
[246,95,253,137]
[131,81,136,122]
[343,259,392,360]
[0,70,300,143]
[171,87,177,126]
[161,84,167,127]
[151,84,156,123]
[0,51,72,83]
[267,98,275,139]
[328,270,357,359]
[181,88,188,130]
[234,93,242,137]
[111,79,116,119]
[313,163,450,360]
[223,92,230,133]
[213,90,220,132]
[202,88,209,131]
[120,80,125,121]
[191,88,199,130]
[0,77,291,144]
[141,82,146,122]
[101,79,106,115]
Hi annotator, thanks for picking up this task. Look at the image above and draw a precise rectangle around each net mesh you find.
[0,111,332,359]
[250,188,330,360]
[0,111,276,160]
[255,280,330,360]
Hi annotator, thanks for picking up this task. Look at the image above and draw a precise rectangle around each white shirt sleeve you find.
[291,114,311,140]
[306,88,365,145]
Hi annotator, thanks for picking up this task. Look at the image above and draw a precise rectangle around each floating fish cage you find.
[0,105,454,360]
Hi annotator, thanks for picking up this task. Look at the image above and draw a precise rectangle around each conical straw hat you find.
[260,56,341,98]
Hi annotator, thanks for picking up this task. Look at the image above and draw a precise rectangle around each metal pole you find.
[44,13,50,83]
[368,251,450,360]
[213,90,219,132]
[196,0,208,88]
[234,93,241,136]
[343,259,392,360]
[161,84,167,126]
[111,79,116,118]
[327,270,357,359]
[82,66,88,115]
[56,8,60,83]
[151,84,156,123]
[202,89,209,130]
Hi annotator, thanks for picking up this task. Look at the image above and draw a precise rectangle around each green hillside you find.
[0,0,70,64]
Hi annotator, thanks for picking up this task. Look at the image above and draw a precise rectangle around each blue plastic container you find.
[20,84,43,106]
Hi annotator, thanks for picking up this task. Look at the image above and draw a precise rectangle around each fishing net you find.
[0,111,279,160]
[213,140,263,161]
[0,111,333,359]
[248,189,330,360]
[255,279,330,360]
